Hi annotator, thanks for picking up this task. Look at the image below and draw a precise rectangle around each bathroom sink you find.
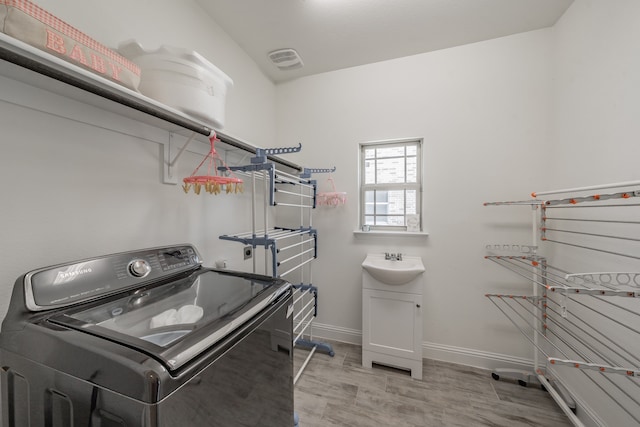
[362,254,425,285]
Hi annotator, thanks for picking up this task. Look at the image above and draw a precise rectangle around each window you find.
[360,139,422,231]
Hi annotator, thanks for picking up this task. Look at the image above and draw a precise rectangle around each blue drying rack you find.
[218,144,334,384]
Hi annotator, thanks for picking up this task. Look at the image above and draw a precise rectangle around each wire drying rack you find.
[218,146,335,384]
[484,181,640,427]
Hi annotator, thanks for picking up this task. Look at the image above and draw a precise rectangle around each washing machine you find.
[0,244,294,426]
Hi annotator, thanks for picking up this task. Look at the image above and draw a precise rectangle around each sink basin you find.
[362,254,425,285]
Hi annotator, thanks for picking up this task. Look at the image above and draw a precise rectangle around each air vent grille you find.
[268,48,303,70]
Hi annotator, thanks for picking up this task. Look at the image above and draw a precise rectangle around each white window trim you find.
[358,138,424,233]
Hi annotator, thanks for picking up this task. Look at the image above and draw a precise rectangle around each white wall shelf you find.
[0,32,213,137]
[0,32,300,173]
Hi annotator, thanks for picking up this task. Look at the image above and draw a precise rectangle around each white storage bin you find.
[118,41,233,129]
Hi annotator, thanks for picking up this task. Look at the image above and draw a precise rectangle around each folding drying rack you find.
[219,145,334,384]
[484,181,640,427]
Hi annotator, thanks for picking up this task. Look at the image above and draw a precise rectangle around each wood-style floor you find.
[294,340,572,427]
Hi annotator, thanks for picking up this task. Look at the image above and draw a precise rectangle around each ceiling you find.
[196,0,574,84]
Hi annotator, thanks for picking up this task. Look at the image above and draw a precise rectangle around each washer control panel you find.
[24,244,202,311]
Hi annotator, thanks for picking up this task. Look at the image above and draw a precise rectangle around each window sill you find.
[353,230,429,237]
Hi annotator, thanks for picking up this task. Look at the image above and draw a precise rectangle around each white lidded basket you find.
[118,40,233,129]
[317,176,347,207]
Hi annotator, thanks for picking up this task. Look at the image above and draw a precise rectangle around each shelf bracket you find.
[162,132,196,185]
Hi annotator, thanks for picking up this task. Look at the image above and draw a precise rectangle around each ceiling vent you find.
[268,48,304,70]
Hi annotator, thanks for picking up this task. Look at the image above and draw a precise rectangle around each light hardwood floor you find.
[294,341,572,427]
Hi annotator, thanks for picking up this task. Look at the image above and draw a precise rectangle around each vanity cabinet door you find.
[362,289,422,360]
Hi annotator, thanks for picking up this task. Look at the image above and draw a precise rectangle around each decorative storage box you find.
[118,41,233,129]
[0,0,141,91]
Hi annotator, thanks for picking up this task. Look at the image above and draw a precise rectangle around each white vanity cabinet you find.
[361,255,424,380]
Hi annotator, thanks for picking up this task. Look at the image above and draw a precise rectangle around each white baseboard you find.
[310,322,533,371]
[309,322,361,345]
[422,341,534,371]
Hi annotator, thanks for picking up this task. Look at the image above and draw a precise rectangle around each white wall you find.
[549,0,640,186]
[545,1,640,425]
[276,29,554,365]
[0,0,276,320]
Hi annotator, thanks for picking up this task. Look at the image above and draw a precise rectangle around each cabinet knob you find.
[416,304,421,308]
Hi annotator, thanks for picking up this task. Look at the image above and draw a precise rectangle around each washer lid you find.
[47,269,290,371]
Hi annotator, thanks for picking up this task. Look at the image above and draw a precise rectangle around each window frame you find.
[359,138,423,232]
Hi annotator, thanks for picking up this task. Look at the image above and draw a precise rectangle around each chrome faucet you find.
[384,252,403,261]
